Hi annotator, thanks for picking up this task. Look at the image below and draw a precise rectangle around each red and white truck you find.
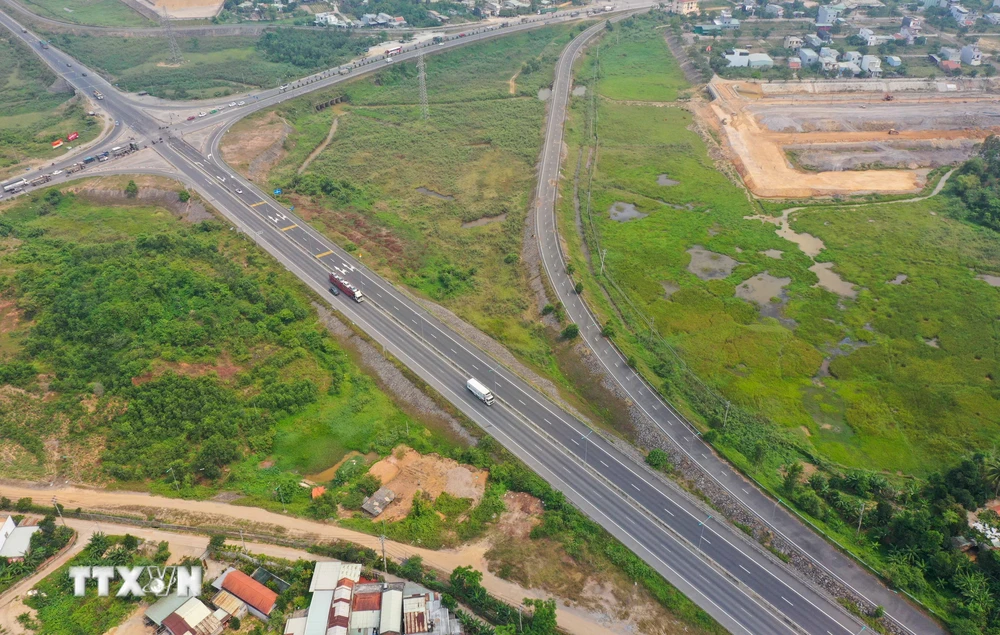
[329,272,365,302]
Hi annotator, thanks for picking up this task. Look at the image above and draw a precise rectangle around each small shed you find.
[362,487,396,517]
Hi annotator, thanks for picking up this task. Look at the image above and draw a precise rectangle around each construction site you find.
[706,77,1000,198]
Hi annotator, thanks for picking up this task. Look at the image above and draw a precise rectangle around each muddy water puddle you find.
[416,186,454,200]
[811,262,856,298]
[888,274,908,285]
[978,274,1000,287]
[462,213,507,228]
[744,208,825,258]
[609,201,647,222]
[657,174,680,186]
[687,246,739,280]
[761,249,783,259]
[735,272,795,326]
[661,281,680,297]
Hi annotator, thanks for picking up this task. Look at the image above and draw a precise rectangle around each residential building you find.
[163,598,224,635]
[899,15,921,43]
[818,4,842,22]
[348,582,383,635]
[145,595,191,629]
[858,27,890,46]
[724,48,752,67]
[783,35,803,50]
[0,516,38,561]
[940,59,962,72]
[748,53,774,68]
[799,48,819,65]
[361,487,396,517]
[820,46,840,59]
[819,52,839,70]
[861,54,882,76]
[804,33,823,48]
[663,0,698,13]
[950,4,975,25]
[788,57,802,69]
[939,46,961,61]
[714,9,741,27]
[314,11,347,26]
[837,61,862,75]
[764,4,784,16]
[213,569,278,621]
[961,44,982,65]
[694,23,724,34]
[741,0,757,13]
[210,590,248,621]
[885,54,902,66]
[986,12,1000,23]
[842,50,862,63]
[303,561,363,635]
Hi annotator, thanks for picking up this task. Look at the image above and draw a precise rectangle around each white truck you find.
[466,378,495,406]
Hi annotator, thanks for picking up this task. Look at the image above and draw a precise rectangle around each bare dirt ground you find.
[0,485,645,635]
[220,112,292,184]
[707,77,1000,197]
[367,446,487,522]
[150,0,223,19]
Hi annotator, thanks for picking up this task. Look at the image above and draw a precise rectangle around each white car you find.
[198,112,207,117]
[51,170,63,176]
[235,188,243,194]
[229,102,237,107]
[237,101,245,106]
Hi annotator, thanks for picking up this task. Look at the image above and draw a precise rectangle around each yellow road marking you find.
[281,224,298,231]
[315,250,334,258]
[251,201,266,207]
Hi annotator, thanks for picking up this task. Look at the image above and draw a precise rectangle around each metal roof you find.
[175,598,212,626]
[0,526,38,559]
[309,562,362,592]
[146,594,191,626]
[163,613,194,635]
[284,616,307,635]
[221,570,278,616]
[303,589,334,635]
[211,590,245,617]
[379,586,403,635]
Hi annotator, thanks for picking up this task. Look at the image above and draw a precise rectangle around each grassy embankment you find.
[0,31,102,176]
[558,13,1000,627]
[234,25,590,390]
[39,29,370,100]
[16,0,153,27]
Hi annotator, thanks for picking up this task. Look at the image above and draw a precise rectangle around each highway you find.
[0,7,931,634]
[530,14,945,635]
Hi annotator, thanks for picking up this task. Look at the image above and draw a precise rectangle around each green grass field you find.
[231,24,588,378]
[0,32,103,175]
[560,13,1000,477]
[582,18,689,101]
[39,32,359,99]
[0,183,462,509]
[16,0,153,27]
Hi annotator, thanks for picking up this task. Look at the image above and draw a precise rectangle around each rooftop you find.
[220,569,278,616]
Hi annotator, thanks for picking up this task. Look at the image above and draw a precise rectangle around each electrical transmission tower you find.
[160,13,183,66]
[417,52,429,119]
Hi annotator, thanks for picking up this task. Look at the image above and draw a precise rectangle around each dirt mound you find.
[366,446,487,522]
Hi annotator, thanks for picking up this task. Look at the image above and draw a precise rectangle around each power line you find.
[417,52,429,120]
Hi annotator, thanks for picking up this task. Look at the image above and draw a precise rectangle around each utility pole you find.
[380,521,387,573]
[239,529,247,553]
[599,248,607,275]
[274,485,286,512]
[51,496,66,527]
[417,52,429,120]
[166,467,179,492]
[723,401,731,430]
[856,501,866,537]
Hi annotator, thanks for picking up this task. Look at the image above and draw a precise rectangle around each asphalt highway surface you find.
[0,7,940,634]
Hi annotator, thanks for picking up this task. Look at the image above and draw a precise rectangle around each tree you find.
[209,534,227,552]
[524,598,557,634]
[229,617,241,630]
[122,534,139,551]
[574,281,584,294]
[124,180,139,198]
[646,448,672,472]
[561,324,579,339]
[782,462,804,493]
[14,498,32,513]
[984,454,1000,499]
[178,190,190,203]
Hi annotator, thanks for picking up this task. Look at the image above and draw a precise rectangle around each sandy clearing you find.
[150,0,224,19]
[509,70,520,95]
[366,447,487,522]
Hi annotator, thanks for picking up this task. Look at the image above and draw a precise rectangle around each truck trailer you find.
[328,272,365,302]
[466,378,495,406]
[2,179,27,193]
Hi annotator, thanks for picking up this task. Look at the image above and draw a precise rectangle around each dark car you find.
[329,286,340,296]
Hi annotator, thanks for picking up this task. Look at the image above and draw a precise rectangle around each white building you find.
[784,35,803,50]
[663,0,698,13]
[818,5,842,22]
[885,55,902,66]
[314,11,347,25]
[724,48,752,66]
[748,53,774,68]
[961,44,982,65]
[857,27,890,46]
[0,516,38,561]
[986,12,1000,23]
[861,54,882,77]
[799,48,819,65]
[820,46,840,59]
[764,4,784,16]
[842,50,862,63]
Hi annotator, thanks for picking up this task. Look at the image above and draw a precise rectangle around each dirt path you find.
[0,482,623,635]
[298,116,339,175]
[509,70,520,95]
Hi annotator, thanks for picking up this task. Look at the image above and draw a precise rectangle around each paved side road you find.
[530,12,944,635]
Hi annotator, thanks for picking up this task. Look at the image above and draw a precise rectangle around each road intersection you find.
[0,8,940,634]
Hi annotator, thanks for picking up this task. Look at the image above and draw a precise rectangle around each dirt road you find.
[0,481,622,635]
